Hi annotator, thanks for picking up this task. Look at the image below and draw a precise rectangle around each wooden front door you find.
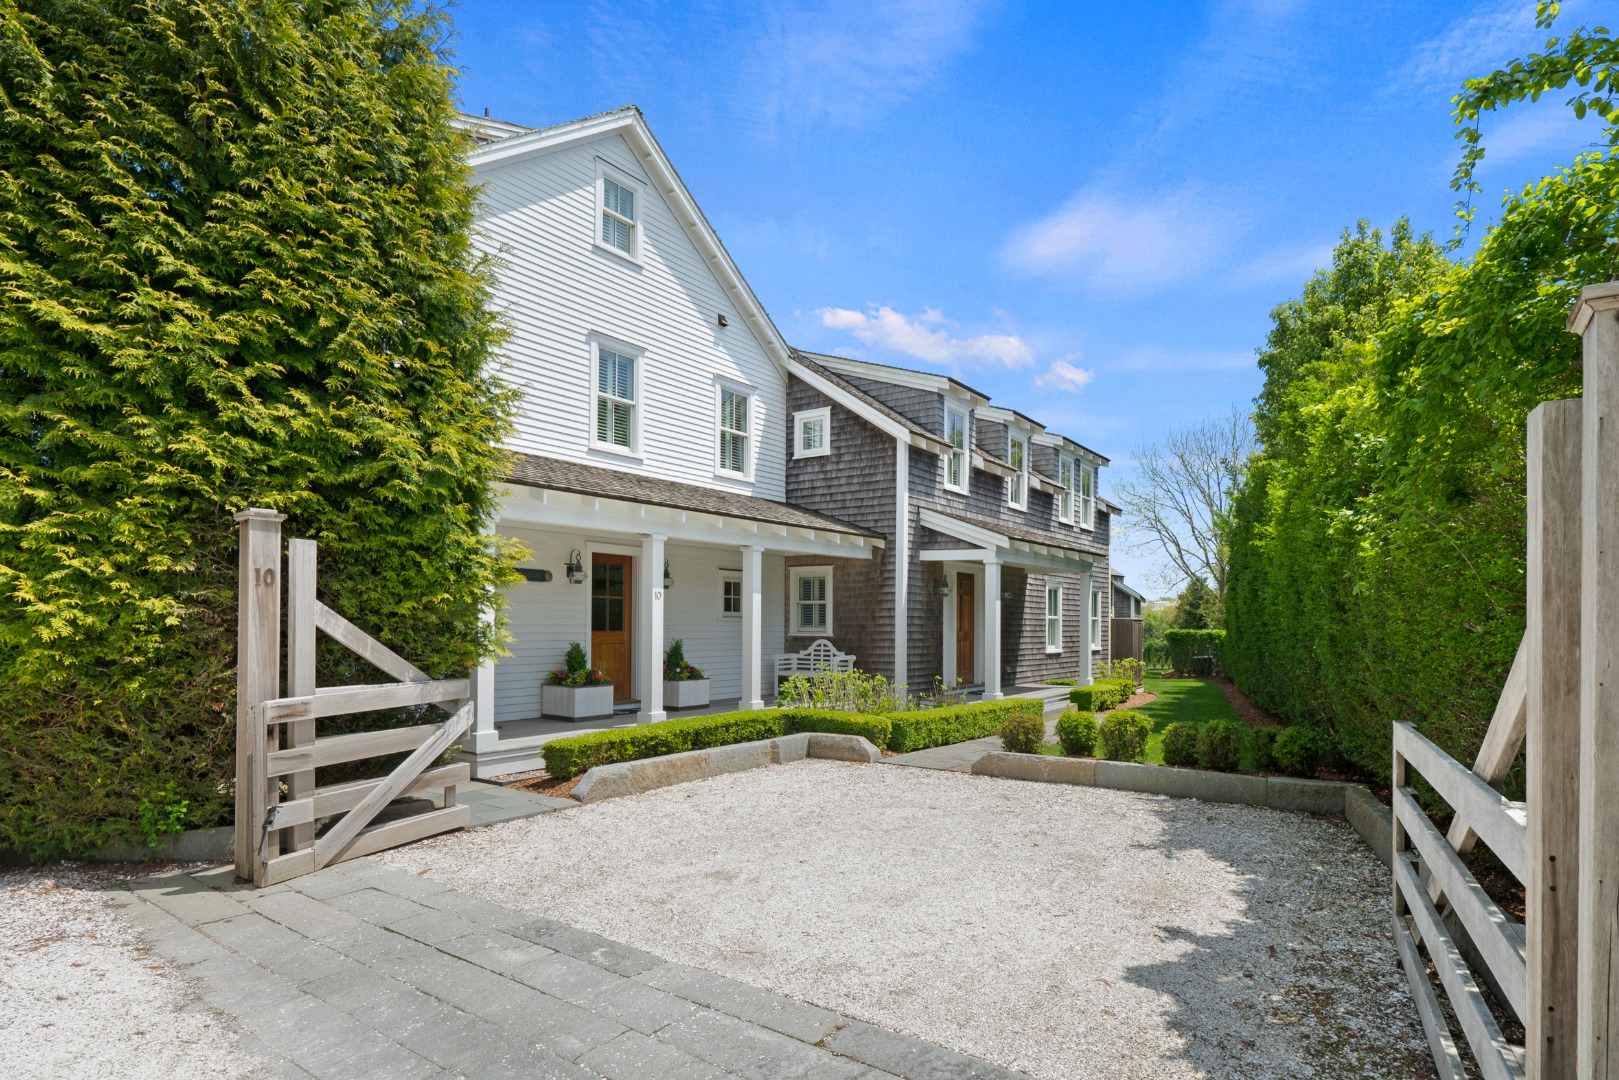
[955,572,975,683]
[591,555,633,702]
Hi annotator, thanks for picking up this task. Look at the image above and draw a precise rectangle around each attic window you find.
[794,407,831,459]
[595,161,642,261]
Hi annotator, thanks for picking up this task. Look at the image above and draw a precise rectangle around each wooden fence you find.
[1110,617,1143,665]
[234,519,472,886]
[1391,281,1619,1078]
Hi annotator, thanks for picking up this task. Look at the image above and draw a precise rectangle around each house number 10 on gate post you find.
[254,567,276,588]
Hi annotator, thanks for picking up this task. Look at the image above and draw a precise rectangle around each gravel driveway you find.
[383,760,1431,1079]
[0,865,266,1079]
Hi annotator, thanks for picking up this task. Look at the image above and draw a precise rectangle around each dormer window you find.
[1058,456,1074,523]
[1080,463,1096,528]
[1007,435,1028,511]
[595,161,642,261]
[944,404,969,493]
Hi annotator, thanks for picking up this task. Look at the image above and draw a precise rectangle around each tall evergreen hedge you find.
[0,0,517,857]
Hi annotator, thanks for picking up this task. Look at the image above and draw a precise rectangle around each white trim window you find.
[1090,586,1102,650]
[717,385,751,477]
[1080,463,1096,529]
[593,344,637,451]
[793,406,831,459]
[595,161,641,260]
[1058,456,1074,523]
[1045,584,1062,653]
[790,566,832,635]
[944,404,969,492]
[719,572,743,618]
[1007,435,1028,511]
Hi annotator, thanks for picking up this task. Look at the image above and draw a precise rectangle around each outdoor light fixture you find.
[663,559,674,589]
[565,549,586,585]
[932,578,951,598]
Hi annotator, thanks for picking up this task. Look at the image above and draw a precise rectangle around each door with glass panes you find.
[591,555,632,702]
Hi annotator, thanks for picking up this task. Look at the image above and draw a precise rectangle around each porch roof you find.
[917,507,1104,569]
[502,453,884,540]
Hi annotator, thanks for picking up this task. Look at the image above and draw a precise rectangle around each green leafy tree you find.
[0,0,518,857]
[1171,577,1222,630]
[1225,2,1618,783]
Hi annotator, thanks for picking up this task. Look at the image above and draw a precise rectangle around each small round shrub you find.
[1099,709,1153,763]
[1000,712,1046,755]
[1274,726,1326,777]
[1056,709,1098,756]
[1197,718,1247,772]
[1250,727,1278,771]
[1161,722,1199,766]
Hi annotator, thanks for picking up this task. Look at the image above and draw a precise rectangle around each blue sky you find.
[448,0,1608,594]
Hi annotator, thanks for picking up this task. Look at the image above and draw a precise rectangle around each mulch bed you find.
[1207,675,1284,729]
[501,772,583,799]
[1116,690,1158,710]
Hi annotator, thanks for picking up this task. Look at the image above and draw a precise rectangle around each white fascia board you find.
[978,405,1045,434]
[468,110,793,379]
[788,359,943,449]
[1031,431,1111,468]
[919,547,995,563]
[971,452,1018,479]
[1003,542,1092,573]
[498,488,878,558]
[918,507,1007,550]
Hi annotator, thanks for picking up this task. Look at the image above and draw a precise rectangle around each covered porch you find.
[463,455,883,778]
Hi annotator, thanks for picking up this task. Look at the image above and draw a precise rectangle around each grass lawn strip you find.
[1125,676,1247,767]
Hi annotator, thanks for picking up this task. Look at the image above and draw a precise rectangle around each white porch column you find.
[638,532,667,724]
[470,521,500,753]
[1077,566,1094,685]
[741,544,765,710]
[983,558,1002,701]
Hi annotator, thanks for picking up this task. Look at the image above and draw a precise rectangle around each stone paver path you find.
[113,857,1027,1079]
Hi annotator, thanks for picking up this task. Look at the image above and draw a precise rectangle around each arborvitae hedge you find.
[0,0,517,857]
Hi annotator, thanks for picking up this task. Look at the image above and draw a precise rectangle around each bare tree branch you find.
[1113,407,1255,598]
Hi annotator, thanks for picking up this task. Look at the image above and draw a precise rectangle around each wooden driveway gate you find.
[1391,281,1619,1078]
[233,513,473,886]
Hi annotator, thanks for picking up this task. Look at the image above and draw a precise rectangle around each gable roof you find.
[459,106,792,376]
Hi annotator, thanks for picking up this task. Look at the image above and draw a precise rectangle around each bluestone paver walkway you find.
[112,857,1028,1079]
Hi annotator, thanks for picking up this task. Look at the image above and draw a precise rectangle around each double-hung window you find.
[790,567,832,635]
[600,176,637,256]
[718,386,750,476]
[944,405,969,492]
[594,346,636,451]
[1007,435,1028,510]
[1080,463,1095,528]
[793,407,831,459]
[1045,585,1063,652]
[1090,587,1102,650]
[1058,456,1074,523]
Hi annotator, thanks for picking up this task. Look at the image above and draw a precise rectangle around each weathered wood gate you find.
[1391,281,1619,1079]
[233,514,473,886]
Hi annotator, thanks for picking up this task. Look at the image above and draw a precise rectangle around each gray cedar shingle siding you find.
[839,373,944,436]
[783,377,898,680]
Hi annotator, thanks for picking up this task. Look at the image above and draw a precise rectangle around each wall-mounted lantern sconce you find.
[565,549,586,585]
[932,578,951,598]
[663,559,674,589]
[1002,590,1016,601]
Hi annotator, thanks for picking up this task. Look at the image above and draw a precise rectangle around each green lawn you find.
[1044,676,1249,765]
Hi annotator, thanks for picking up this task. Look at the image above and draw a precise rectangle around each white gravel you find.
[0,866,268,1079]
[384,760,1432,1079]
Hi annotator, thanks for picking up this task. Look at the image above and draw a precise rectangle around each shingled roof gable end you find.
[464,107,792,377]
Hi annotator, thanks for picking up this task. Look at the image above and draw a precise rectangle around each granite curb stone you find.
[572,733,880,803]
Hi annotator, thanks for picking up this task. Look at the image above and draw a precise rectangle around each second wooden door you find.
[955,572,975,683]
[592,554,633,702]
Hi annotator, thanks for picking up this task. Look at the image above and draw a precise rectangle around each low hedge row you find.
[541,697,1048,778]
[887,698,1044,753]
[1067,678,1135,712]
[1164,629,1226,674]
[541,710,783,779]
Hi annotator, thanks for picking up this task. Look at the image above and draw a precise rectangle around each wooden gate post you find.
[1571,282,1619,1078]
[234,508,285,879]
[1526,398,1583,1078]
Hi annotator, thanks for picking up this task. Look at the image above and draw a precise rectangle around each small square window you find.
[794,407,831,459]
[721,575,742,617]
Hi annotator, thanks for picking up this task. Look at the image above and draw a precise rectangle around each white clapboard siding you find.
[493,523,787,720]
[473,133,787,501]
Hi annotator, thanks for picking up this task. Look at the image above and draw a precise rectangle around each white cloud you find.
[1034,360,1095,393]
[1395,0,1601,89]
[816,305,1034,369]
[1000,186,1237,293]
[1101,345,1255,373]
[745,0,990,133]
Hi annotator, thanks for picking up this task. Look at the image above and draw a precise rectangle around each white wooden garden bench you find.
[775,638,856,679]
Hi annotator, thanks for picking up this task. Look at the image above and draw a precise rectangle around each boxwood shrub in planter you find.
[1099,709,1153,762]
[1161,722,1200,767]
[662,639,710,710]
[1196,718,1247,772]
[543,642,614,720]
[1055,709,1098,756]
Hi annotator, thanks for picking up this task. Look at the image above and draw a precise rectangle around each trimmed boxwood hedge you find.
[541,710,784,779]
[887,698,1043,753]
[1067,678,1134,712]
[780,709,893,749]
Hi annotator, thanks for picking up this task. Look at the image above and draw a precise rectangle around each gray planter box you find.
[664,678,710,710]
[542,683,614,720]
